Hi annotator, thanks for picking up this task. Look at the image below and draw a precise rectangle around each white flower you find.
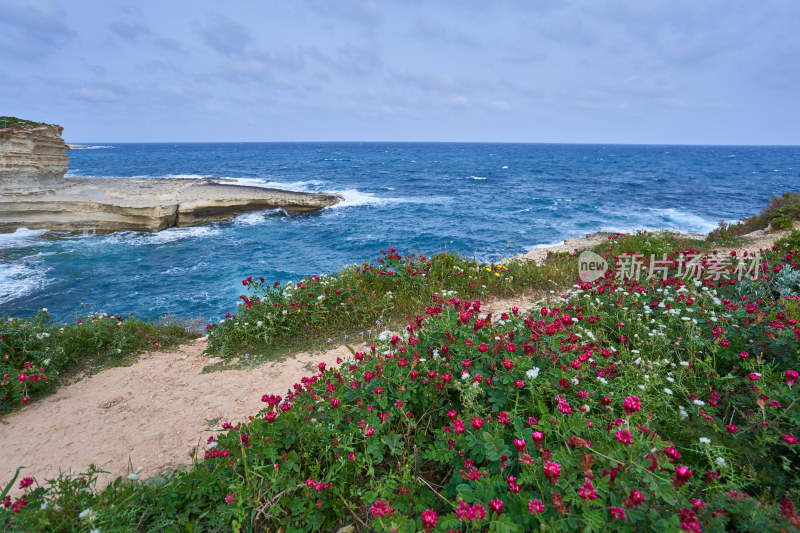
[638,385,646,390]
[282,310,288,315]
[40,503,48,510]
[317,295,325,301]
[597,377,608,385]
[571,378,580,385]
[256,321,263,327]
[79,508,97,522]
[42,307,48,312]
[127,473,138,480]
[207,440,217,450]
[679,361,690,367]
[693,399,705,406]
[90,529,101,533]
[679,406,689,420]
[461,371,470,380]
[43,358,51,366]
[664,388,673,395]
[666,376,675,383]
[526,367,540,380]
[378,330,392,342]
[715,457,726,467]
[699,437,711,445]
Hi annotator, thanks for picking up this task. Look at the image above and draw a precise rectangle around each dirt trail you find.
[1,340,360,492]
[1,227,790,494]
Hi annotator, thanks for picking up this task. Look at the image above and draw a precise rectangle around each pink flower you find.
[264,411,277,423]
[623,489,645,508]
[330,398,340,408]
[786,370,799,386]
[528,499,545,514]
[783,434,798,444]
[610,506,627,520]
[513,438,527,452]
[579,478,598,500]
[673,465,694,489]
[748,373,760,381]
[421,509,438,532]
[471,417,484,430]
[543,460,561,484]
[371,500,392,518]
[18,477,33,490]
[623,396,642,416]
[558,401,572,415]
[726,424,738,434]
[615,429,633,445]
[489,498,504,516]
[225,492,235,504]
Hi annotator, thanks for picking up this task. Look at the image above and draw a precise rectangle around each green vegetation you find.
[0,117,48,129]
[0,311,196,412]
[707,192,800,243]
[205,248,576,363]
[3,231,800,532]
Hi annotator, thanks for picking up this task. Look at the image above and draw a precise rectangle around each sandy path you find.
[1,339,361,492]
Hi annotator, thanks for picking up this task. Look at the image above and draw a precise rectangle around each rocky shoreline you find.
[0,122,342,233]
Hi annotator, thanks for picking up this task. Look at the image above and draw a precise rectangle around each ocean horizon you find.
[2,142,798,324]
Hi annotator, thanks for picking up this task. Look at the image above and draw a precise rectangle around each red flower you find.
[615,429,633,445]
[528,499,544,514]
[489,499,504,516]
[786,370,799,386]
[623,489,645,508]
[421,509,438,532]
[543,460,561,484]
[783,434,798,444]
[471,417,484,430]
[579,479,598,500]
[623,396,642,416]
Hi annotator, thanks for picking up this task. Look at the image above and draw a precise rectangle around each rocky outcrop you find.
[0,124,69,192]
[0,121,342,233]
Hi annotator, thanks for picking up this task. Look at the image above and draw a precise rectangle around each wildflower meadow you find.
[2,228,800,532]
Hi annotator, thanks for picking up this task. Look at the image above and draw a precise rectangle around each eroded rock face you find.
[0,124,69,192]
[0,123,342,232]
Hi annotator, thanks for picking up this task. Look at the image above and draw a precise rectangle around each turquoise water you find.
[1,142,798,324]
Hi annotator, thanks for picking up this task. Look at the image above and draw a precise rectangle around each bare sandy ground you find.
[1,339,362,492]
[1,226,792,493]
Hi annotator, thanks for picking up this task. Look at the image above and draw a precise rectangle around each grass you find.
[0,117,48,129]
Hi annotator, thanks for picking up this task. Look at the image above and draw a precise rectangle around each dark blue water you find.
[1,143,798,324]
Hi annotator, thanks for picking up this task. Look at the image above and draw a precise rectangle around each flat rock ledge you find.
[0,177,343,233]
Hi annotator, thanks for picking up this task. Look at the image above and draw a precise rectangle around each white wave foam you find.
[327,190,452,209]
[0,261,51,306]
[0,228,49,249]
[229,178,325,192]
[69,145,114,149]
[502,165,508,169]
[469,176,487,180]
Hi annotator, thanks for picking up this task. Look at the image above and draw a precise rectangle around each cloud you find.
[396,70,460,91]
[309,0,383,29]
[109,20,151,42]
[199,13,253,57]
[409,18,480,48]
[0,0,74,61]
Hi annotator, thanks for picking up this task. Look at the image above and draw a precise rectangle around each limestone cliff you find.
[0,122,69,192]
[0,119,341,233]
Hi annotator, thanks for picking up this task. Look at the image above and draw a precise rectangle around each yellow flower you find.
[495,272,500,277]
[485,267,492,272]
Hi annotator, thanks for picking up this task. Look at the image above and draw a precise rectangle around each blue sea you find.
[1,143,798,325]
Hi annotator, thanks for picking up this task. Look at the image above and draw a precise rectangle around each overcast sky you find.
[2,0,798,144]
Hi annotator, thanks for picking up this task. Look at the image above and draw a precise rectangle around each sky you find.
[1,0,799,144]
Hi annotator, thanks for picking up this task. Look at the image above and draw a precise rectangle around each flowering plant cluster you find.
[204,248,557,359]
[0,310,191,411]
[4,237,800,532]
